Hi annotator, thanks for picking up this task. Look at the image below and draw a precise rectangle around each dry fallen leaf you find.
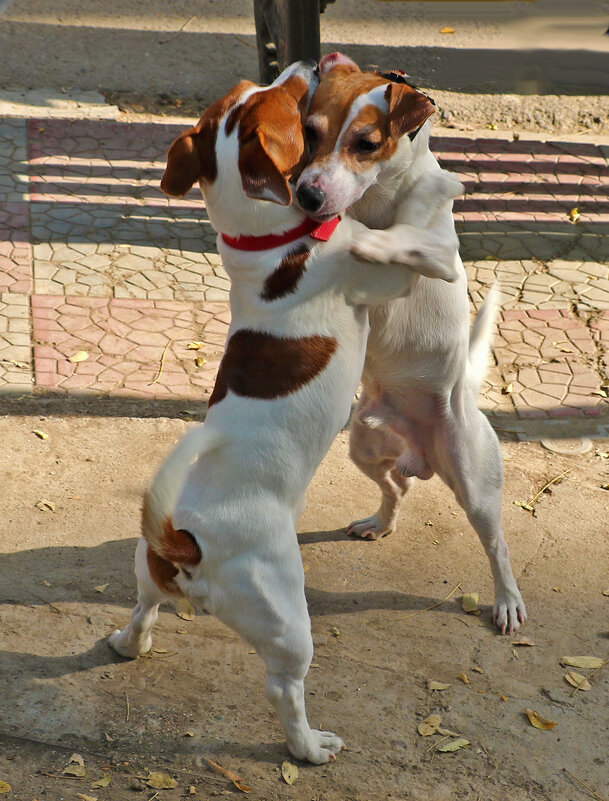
[0,782,11,795]
[561,656,604,670]
[437,737,470,752]
[603,590,609,597]
[418,713,442,736]
[512,639,536,647]
[499,693,508,702]
[189,786,196,795]
[94,583,109,594]
[145,771,177,790]
[461,593,480,615]
[568,207,580,223]
[330,626,341,638]
[472,667,484,674]
[281,761,299,785]
[76,794,98,801]
[564,671,592,691]
[458,673,471,684]
[186,341,204,350]
[440,26,455,34]
[427,680,451,691]
[525,708,557,730]
[92,774,111,788]
[501,383,513,395]
[35,499,56,512]
[33,429,49,440]
[68,350,89,363]
[194,356,206,368]
[175,597,195,621]
[64,763,86,778]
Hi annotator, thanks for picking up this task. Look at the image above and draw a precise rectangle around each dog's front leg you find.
[350,170,462,282]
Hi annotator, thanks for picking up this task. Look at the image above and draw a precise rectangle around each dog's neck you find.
[350,121,438,230]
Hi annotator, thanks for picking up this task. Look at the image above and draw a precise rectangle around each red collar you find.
[221,216,341,251]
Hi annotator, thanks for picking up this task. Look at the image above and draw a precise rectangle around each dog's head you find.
[161,60,319,215]
[295,53,436,219]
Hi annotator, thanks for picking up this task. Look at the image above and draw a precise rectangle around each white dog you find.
[296,53,526,634]
[108,60,459,762]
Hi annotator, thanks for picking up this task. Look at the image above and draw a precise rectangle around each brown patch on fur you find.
[228,75,311,205]
[208,329,337,407]
[160,519,201,565]
[161,81,254,197]
[261,244,310,301]
[146,544,182,595]
[306,69,435,174]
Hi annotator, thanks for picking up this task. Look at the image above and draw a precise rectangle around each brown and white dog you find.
[296,53,527,634]
[109,60,458,763]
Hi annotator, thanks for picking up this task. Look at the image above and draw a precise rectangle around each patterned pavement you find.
[0,114,608,435]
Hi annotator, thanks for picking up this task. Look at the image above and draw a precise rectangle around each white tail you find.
[142,424,226,552]
[468,283,500,394]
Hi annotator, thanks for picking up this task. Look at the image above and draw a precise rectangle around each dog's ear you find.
[238,132,292,206]
[161,120,218,197]
[384,83,436,141]
[319,52,360,75]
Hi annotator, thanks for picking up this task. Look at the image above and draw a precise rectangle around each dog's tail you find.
[142,424,226,561]
[468,282,500,395]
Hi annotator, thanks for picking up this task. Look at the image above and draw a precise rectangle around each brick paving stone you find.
[0,201,32,293]
[31,295,230,399]
[0,119,28,201]
[0,293,33,393]
[494,309,606,418]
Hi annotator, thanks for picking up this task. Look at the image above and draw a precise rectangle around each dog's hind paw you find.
[289,730,346,765]
[346,514,393,540]
[108,628,152,659]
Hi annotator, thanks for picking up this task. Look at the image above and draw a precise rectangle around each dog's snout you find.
[296,183,326,214]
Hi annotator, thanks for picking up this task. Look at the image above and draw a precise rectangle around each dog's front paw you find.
[289,730,346,765]
[108,628,152,659]
[351,229,403,264]
[492,592,527,635]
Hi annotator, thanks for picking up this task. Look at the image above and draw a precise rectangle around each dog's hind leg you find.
[347,406,413,539]
[432,406,527,634]
[109,537,178,658]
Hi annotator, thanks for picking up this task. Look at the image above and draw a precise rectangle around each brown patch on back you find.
[260,244,310,301]
[208,329,337,407]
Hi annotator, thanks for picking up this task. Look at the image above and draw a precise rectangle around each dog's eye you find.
[356,138,381,153]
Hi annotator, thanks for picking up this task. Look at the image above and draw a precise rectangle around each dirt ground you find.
[1,414,608,801]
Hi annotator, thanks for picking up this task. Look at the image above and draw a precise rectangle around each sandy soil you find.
[1,415,608,800]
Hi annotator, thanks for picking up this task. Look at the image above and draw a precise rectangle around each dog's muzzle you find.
[296,183,326,214]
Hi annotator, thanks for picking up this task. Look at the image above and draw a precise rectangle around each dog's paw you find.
[492,593,527,635]
[350,229,403,264]
[289,730,345,765]
[346,514,393,540]
[108,628,152,659]
[423,170,464,202]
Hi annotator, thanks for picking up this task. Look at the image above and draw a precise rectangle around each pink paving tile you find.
[495,308,605,418]
[31,295,231,399]
[27,118,201,210]
[0,202,32,293]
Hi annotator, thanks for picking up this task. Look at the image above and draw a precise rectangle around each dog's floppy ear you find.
[384,83,436,141]
[238,131,292,206]
[161,119,218,197]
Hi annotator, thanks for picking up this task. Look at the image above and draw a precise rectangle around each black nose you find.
[296,183,326,213]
